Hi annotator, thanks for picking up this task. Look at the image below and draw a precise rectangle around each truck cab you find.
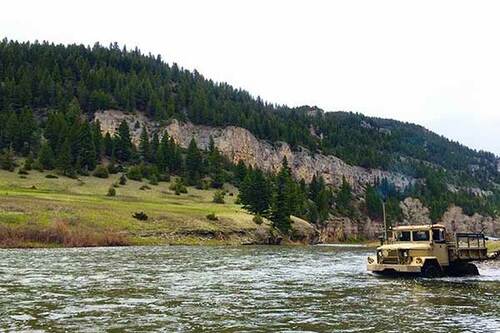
[367,224,486,277]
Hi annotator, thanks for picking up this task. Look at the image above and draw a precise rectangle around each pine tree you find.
[18,107,37,155]
[114,120,133,161]
[103,132,113,157]
[239,168,271,215]
[233,160,247,185]
[139,125,151,162]
[337,176,354,216]
[57,138,74,176]
[77,122,97,171]
[5,112,19,151]
[166,98,175,117]
[45,112,68,154]
[37,142,55,170]
[150,132,160,163]
[156,135,169,173]
[365,185,382,220]
[270,157,293,233]
[185,138,203,185]
[92,120,103,159]
[207,136,224,188]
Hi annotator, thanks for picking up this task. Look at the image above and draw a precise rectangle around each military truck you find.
[366,224,498,277]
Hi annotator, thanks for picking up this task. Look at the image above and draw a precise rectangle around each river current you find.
[0,246,499,332]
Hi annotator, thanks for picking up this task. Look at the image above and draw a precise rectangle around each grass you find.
[0,168,271,247]
[487,240,500,253]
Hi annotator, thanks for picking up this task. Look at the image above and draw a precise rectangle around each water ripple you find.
[0,246,498,332]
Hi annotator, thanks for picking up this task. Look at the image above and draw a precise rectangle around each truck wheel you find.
[447,262,480,276]
[421,262,443,278]
[464,263,479,276]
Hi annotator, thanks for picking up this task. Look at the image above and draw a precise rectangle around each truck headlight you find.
[415,257,422,264]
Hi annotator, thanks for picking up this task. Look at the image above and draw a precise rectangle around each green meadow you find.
[0,169,271,247]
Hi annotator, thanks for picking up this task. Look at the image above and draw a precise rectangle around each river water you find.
[0,246,499,332]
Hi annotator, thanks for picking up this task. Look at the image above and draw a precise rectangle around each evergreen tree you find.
[270,157,293,233]
[365,185,383,220]
[45,112,68,154]
[77,122,97,171]
[114,120,133,161]
[239,168,271,215]
[103,132,113,157]
[18,107,37,155]
[233,160,247,185]
[92,120,103,159]
[37,142,55,170]
[57,138,74,176]
[336,176,354,216]
[5,112,19,151]
[139,125,151,162]
[185,138,203,185]
[150,132,160,163]
[207,136,224,188]
[0,147,16,171]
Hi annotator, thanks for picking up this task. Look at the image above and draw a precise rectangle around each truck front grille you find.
[382,257,399,264]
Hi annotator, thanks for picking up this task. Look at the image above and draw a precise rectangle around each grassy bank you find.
[487,240,500,253]
[0,169,273,247]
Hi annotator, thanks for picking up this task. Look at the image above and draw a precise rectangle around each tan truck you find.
[367,224,498,277]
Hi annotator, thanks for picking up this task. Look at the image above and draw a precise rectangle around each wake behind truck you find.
[367,224,499,277]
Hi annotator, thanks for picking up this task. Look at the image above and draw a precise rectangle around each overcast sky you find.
[2,0,499,155]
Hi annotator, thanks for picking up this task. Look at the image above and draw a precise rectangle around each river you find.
[0,246,499,332]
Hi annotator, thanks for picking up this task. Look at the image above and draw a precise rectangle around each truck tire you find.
[421,262,443,278]
[447,262,480,276]
[464,263,479,276]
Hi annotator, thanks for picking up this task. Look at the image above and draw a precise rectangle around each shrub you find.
[159,173,170,182]
[127,165,143,181]
[132,212,148,221]
[45,174,58,179]
[206,213,218,221]
[212,190,225,204]
[169,178,187,195]
[0,149,16,171]
[119,174,127,185]
[253,214,264,225]
[107,163,120,174]
[32,159,43,172]
[149,175,159,185]
[93,165,109,178]
[18,168,29,175]
[24,154,34,171]
[107,186,116,196]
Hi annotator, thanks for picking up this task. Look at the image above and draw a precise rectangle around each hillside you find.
[0,39,498,185]
[0,38,499,244]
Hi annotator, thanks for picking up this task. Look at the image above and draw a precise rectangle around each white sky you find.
[1,0,499,155]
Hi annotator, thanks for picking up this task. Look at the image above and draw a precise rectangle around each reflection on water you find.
[0,246,498,332]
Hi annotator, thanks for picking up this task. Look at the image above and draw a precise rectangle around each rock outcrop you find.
[94,110,414,191]
[399,197,499,237]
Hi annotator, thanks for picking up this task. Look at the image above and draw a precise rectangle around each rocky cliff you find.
[94,110,413,192]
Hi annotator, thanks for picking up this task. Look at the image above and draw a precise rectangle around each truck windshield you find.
[397,231,411,241]
[412,231,430,241]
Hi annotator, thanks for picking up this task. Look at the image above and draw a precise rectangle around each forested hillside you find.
[0,38,499,225]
